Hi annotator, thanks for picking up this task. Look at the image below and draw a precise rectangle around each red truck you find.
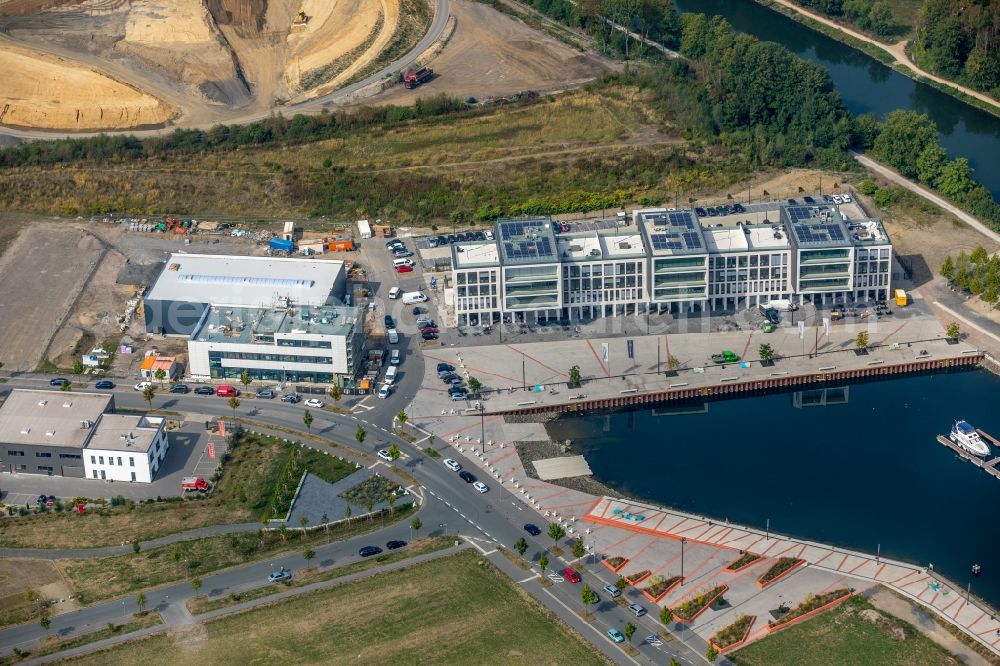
[403,67,433,89]
[182,476,209,492]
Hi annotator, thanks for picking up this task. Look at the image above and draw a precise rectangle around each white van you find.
[393,258,414,268]
[390,349,401,365]
[401,291,428,304]
[388,287,401,299]
[384,366,398,385]
[387,328,399,344]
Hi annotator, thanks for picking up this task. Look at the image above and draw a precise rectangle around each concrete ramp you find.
[532,455,592,480]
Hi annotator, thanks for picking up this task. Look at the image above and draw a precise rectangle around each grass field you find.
[58,551,610,666]
[0,433,354,549]
[2,612,162,666]
[730,595,960,665]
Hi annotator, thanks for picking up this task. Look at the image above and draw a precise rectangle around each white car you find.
[484,230,494,240]
[377,449,393,462]
[472,481,489,494]
[304,398,324,408]
[378,384,391,399]
[134,381,153,392]
[443,458,462,472]
[832,194,843,204]
[842,194,853,203]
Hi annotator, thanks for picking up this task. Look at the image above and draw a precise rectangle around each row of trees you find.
[793,0,899,37]
[942,245,1000,305]
[911,0,1000,98]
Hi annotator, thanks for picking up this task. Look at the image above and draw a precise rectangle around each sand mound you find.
[0,43,173,129]
[286,0,384,89]
[123,0,218,42]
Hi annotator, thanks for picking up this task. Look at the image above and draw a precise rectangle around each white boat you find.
[949,421,991,457]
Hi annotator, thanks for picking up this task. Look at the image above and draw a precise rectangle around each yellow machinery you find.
[894,288,908,307]
[292,10,307,26]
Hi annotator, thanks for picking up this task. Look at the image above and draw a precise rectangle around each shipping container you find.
[268,238,295,252]
[328,239,355,251]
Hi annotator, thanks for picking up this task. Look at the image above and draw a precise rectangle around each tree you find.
[396,409,408,426]
[970,245,989,266]
[321,513,329,533]
[136,591,147,613]
[328,384,342,403]
[142,384,155,409]
[39,614,51,633]
[73,360,85,375]
[859,179,877,196]
[758,343,774,362]
[299,515,309,528]
[855,330,870,350]
[411,516,421,533]
[916,143,947,185]
[467,376,482,394]
[132,540,141,554]
[947,322,961,340]
[539,553,549,575]
[365,500,374,521]
[154,368,167,387]
[344,505,352,522]
[278,524,289,543]
[228,396,240,420]
[303,548,316,567]
[572,540,586,559]
[937,158,977,198]
[191,577,202,592]
[615,576,628,590]
[568,365,582,385]
[660,606,673,624]
[941,255,955,280]
[240,368,253,393]
[303,409,313,435]
[355,425,367,445]
[706,643,719,662]
[515,537,528,557]
[548,522,566,544]
[60,379,72,392]
[624,622,636,642]
[387,444,401,460]
[386,493,397,515]
[581,584,598,605]
[872,110,939,178]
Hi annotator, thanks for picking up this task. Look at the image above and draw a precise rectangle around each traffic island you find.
[725,552,763,572]
[766,589,853,633]
[672,584,728,624]
[709,614,756,653]
[757,557,805,588]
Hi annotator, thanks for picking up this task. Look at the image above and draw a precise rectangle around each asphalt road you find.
[0,374,712,664]
[0,0,451,143]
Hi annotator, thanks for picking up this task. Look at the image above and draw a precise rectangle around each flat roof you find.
[146,253,344,308]
[0,390,111,449]
[636,210,706,256]
[496,218,559,265]
[557,231,647,261]
[453,242,500,268]
[87,415,162,453]
[784,205,851,248]
[193,304,361,344]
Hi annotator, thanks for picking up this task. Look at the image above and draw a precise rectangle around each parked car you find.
[215,385,238,397]
[484,230,494,240]
[395,265,414,273]
[49,377,69,386]
[603,584,621,598]
[304,398,324,408]
[281,392,301,403]
[134,381,153,392]
[472,481,489,493]
[706,208,717,217]
[803,196,815,204]
[427,237,439,247]
[195,386,215,395]
[448,387,468,397]
[607,628,625,644]
[378,384,391,400]
[437,363,455,372]
[413,306,427,315]
[734,203,746,213]
[443,458,462,472]
[436,235,449,245]
[695,207,707,217]
[421,332,439,341]
[628,603,647,617]
[268,568,292,583]
[449,392,467,401]
[562,568,582,583]
[524,523,541,536]
[842,194,853,202]
[384,315,395,329]
[255,388,275,399]
[388,287,402,299]
[94,380,115,389]
[386,239,404,249]
[359,546,383,557]
[170,384,190,394]
[440,372,459,382]
[386,540,407,550]
[393,249,414,258]
[419,326,439,334]
[458,470,476,483]
[377,449,393,462]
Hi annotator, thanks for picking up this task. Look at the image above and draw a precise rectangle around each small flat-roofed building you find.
[496,218,562,319]
[187,303,364,383]
[636,209,710,313]
[144,254,347,336]
[84,414,167,483]
[452,242,501,327]
[138,354,179,381]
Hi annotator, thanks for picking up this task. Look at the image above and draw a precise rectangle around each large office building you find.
[450,202,892,324]
[0,390,167,482]
[144,254,364,383]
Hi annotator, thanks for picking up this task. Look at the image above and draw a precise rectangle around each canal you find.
[547,368,1000,608]
[674,0,1000,200]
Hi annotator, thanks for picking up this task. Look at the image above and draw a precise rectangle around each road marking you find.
[518,573,540,583]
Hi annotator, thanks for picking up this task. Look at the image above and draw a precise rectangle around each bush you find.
[859,179,877,195]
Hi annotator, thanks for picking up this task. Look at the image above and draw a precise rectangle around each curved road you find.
[0,0,451,143]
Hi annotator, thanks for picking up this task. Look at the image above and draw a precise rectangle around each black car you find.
[255,388,275,399]
[803,196,815,204]
[384,314,395,329]
[436,235,449,245]
[695,207,707,217]
[94,380,115,389]
[706,207,717,217]
[440,373,459,383]
[170,384,190,394]
[37,494,48,504]
[386,239,404,249]
[715,206,727,215]
[422,332,439,340]
[437,363,455,372]
[473,231,486,241]
[458,470,476,483]
[446,234,457,244]
[524,523,542,536]
[281,392,301,403]
[734,203,746,213]
[413,307,426,315]
[787,198,797,205]
[386,540,407,550]
[194,386,215,395]
[49,377,69,386]
[359,546,383,557]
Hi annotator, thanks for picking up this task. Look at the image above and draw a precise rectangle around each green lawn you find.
[730,595,961,665]
[58,551,610,665]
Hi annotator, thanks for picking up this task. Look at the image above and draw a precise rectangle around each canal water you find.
[547,368,1000,607]
[674,0,1000,200]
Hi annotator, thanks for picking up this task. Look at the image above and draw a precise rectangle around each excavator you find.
[292,9,308,26]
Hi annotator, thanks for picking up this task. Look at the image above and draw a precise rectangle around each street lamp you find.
[680,537,687,584]
[479,404,486,454]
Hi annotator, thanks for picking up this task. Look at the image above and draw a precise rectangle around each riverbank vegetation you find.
[939,245,1000,305]
[910,0,1000,102]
